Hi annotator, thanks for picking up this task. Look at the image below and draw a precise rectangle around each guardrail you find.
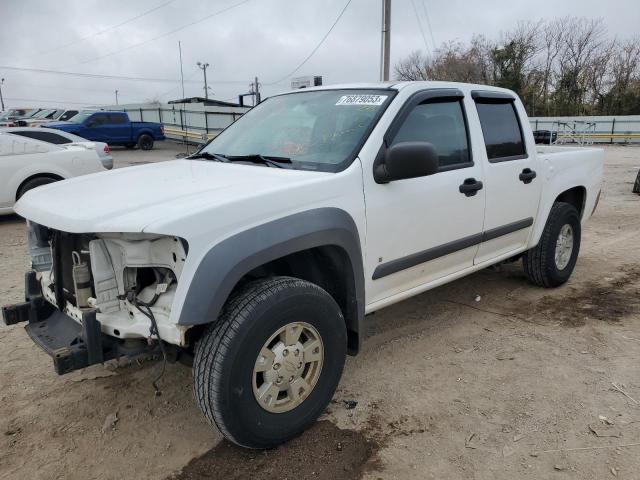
[103,102,250,144]
[530,116,640,144]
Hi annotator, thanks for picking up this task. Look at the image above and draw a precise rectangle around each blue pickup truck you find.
[45,111,165,150]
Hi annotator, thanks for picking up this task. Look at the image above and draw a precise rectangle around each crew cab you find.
[0,131,108,215]
[45,111,165,150]
[3,82,603,449]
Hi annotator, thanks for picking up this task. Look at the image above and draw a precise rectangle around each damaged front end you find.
[2,222,189,375]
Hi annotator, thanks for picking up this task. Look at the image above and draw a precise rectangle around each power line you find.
[24,0,176,59]
[70,0,254,67]
[0,64,247,84]
[264,0,353,86]
[410,0,431,55]
[420,0,437,50]
[4,96,106,106]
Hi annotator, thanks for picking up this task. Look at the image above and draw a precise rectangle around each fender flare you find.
[178,208,365,349]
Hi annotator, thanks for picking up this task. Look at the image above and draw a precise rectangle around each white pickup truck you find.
[3,81,603,449]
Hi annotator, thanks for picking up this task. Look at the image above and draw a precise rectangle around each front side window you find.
[108,113,127,124]
[201,89,394,172]
[475,101,526,161]
[89,114,108,126]
[391,99,471,168]
[69,112,95,124]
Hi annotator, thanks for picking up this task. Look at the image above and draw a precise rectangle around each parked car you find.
[4,82,603,449]
[533,129,558,144]
[46,111,165,150]
[0,108,38,127]
[17,109,79,127]
[4,127,113,169]
[0,132,107,215]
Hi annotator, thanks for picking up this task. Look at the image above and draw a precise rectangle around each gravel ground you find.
[0,145,639,480]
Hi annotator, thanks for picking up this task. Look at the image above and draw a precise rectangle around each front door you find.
[364,89,486,306]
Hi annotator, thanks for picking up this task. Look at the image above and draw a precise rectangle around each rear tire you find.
[17,177,58,200]
[523,202,581,288]
[137,134,154,150]
[193,276,347,449]
[633,168,640,194]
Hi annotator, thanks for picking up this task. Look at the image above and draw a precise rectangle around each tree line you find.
[394,17,640,117]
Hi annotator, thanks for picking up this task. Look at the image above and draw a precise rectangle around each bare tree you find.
[394,50,430,80]
[393,17,640,116]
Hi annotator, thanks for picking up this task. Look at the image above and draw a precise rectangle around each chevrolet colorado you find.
[2,82,603,448]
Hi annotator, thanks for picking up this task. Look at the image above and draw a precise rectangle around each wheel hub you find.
[555,224,574,270]
[253,322,324,414]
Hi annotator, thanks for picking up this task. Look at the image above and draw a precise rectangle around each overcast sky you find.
[0,0,638,108]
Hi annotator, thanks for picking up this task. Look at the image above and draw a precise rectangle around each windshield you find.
[69,111,95,124]
[33,109,54,118]
[201,89,394,171]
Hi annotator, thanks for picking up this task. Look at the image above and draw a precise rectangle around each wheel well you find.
[224,246,360,355]
[555,186,586,219]
[16,173,64,200]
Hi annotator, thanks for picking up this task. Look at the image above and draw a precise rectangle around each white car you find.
[0,132,107,215]
[3,127,113,170]
[15,109,79,127]
[5,81,603,449]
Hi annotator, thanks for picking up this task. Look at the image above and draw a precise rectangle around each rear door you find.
[471,91,542,264]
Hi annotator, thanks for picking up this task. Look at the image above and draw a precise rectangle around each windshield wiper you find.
[226,154,292,169]
[187,151,230,162]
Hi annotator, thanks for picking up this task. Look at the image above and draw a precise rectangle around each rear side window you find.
[391,100,471,169]
[475,101,526,161]
[11,131,70,145]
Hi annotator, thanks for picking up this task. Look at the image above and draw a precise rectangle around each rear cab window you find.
[472,91,527,162]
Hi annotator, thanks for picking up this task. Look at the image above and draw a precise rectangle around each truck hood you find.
[44,121,77,131]
[15,159,332,234]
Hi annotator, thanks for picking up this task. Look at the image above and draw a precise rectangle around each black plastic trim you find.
[372,217,534,280]
[481,217,533,242]
[471,90,517,102]
[178,208,365,353]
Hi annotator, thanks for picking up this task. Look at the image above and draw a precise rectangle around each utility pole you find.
[114,89,119,105]
[197,61,210,99]
[380,0,391,81]
[253,76,261,104]
[0,78,5,110]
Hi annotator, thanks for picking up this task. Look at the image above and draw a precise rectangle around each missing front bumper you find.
[1,271,155,375]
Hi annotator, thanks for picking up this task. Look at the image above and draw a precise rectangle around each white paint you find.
[14,81,604,346]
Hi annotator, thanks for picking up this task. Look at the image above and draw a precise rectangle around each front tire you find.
[523,202,581,288]
[193,276,347,449]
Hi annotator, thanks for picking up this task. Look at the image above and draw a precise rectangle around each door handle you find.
[459,178,483,197]
[519,168,537,184]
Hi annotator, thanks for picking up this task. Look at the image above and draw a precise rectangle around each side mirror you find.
[86,120,96,127]
[374,141,439,183]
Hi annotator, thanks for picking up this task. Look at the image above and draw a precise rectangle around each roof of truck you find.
[281,81,516,96]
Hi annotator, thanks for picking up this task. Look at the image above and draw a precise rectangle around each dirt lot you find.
[1,145,639,480]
